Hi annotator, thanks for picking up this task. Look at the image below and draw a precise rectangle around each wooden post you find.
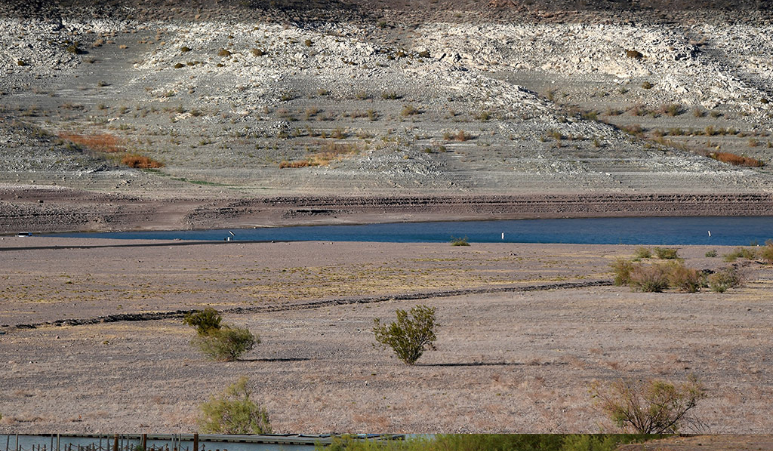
[113,435,119,451]
[141,436,146,451]
[192,434,198,451]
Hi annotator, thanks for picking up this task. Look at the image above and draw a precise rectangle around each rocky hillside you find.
[1,0,773,201]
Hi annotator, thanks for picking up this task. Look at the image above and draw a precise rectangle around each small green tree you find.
[708,267,742,293]
[198,377,272,434]
[184,308,258,361]
[628,263,670,292]
[610,258,634,286]
[760,240,773,264]
[653,247,679,259]
[591,375,705,434]
[373,305,437,365]
[184,308,222,335]
[667,263,704,293]
[192,326,259,362]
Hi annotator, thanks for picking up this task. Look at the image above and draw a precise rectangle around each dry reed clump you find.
[58,133,124,153]
[279,160,317,169]
[121,154,164,169]
[710,152,765,167]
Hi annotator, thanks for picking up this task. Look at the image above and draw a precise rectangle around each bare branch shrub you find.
[591,375,706,434]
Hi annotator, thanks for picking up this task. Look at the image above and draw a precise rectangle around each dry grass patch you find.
[710,152,764,167]
[121,154,164,169]
[58,133,124,153]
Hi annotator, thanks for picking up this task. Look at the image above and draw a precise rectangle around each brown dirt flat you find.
[1,239,772,440]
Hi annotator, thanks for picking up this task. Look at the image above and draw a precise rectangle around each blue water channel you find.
[45,216,773,246]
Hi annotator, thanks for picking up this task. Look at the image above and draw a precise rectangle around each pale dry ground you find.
[0,239,620,327]
[0,239,772,435]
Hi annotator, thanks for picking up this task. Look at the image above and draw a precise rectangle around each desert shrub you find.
[373,305,437,365]
[625,49,643,59]
[174,62,184,69]
[401,104,420,117]
[634,246,652,259]
[653,247,679,259]
[381,91,400,100]
[279,160,317,169]
[217,48,232,57]
[192,326,259,361]
[661,103,682,117]
[198,377,271,434]
[622,124,644,136]
[591,375,705,434]
[418,50,430,58]
[760,240,773,264]
[705,249,718,258]
[185,308,258,361]
[629,264,669,292]
[667,263,703,293]
[180,46,191,52]
[641,81,653,89]
[251,48,266,56]
[708,267,741,293]
[723,246,757,262]
[304,39,313,47]
[183,307,222,335]
[625,50,644,60]
[610,258,634,286]
[66,41,82,54]
[323,434,649,451]
[450,236,470,246]
[121,154,164,169]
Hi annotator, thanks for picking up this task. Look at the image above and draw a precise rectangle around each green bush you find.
[381,91,400,100]
[761,240,773,264]
[634,246,651,259]
[192,326,259,361]
[591,375,705,434]
[184,307,222,335]
[723,247,757,262]
[610,258,634,286]
[449,236,470,246]
[198,377,272,434]
[708,267,741,293]
[185,308,257,361]
[66,41,82,54]
[373,305,437,365]
[667,263,703,293]
[319,434,649,451]
[653,247,679,259]
[629,263,670,292]
[705,249,718,258]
